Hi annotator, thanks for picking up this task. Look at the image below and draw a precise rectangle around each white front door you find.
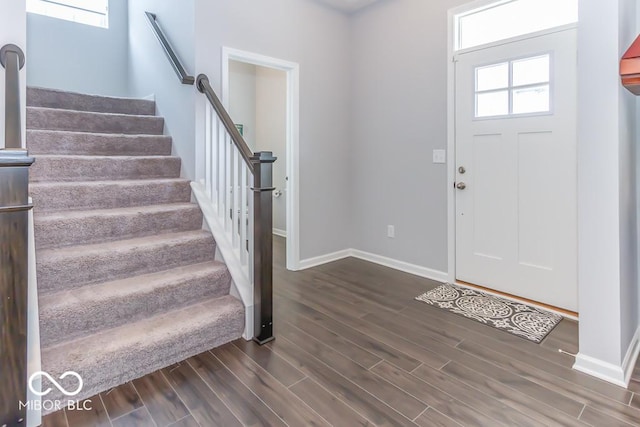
[455,29,577,311]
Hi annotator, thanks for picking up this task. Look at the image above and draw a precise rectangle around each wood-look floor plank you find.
[580,406,638,427]
[279,310,383,369]
[132,370,189,427]
[162,362,242,427]
[187,351,287,427]
[414,408,463,427]
[371,361,501,426]
[366,307,585,417]
[630,394,640,410]
[441,361,589,426]
[230,338,306,387]
[278,320,427,420]
[309,268,409,311]
[400,303,576,368]
[269,335,418,427]
[456,336,632,405]
[42,409,69,427]
[290,378,373,427]
[362,311,461,348]
[211,343,331,426]
[167,415,199,427]
[390,361,544,427]
[100,382,143,420]
[110,407,154,427]
[65,395,110,427]
[277,291,450,370]
[274,295,422,372]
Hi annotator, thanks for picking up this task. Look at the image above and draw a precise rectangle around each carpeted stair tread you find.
[31,155,182,182]
[27,130,172,156]
[28,86,156,115]
[39,261,232,347]
[27,107,165,135]
[37,230,216,293]
[41,295,244,404]
[35,203,203,249]
[31,178,192,212]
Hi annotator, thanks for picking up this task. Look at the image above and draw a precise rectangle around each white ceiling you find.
[313,0,383,13]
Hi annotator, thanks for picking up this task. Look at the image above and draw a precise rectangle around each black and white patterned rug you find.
[415,284,562,343]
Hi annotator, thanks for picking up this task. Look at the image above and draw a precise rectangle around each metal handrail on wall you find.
[145,12,276,344]
[0,43,35,426]
[145,12,195,85]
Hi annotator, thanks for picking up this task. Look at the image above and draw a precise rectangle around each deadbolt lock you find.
[458,166,466,174]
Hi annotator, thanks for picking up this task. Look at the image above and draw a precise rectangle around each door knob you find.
[456,182,466,190]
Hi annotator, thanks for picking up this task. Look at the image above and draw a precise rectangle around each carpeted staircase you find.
[26,87,245,405]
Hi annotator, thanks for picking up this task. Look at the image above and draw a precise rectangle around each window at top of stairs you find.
[27,0,109,28]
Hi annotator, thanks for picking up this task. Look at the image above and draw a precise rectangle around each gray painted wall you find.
[576,0,638,370]
[229,60,257,148]
[194,0,352,260]
[229,61,288,233]
[350,0,468,272]
[256,66,288,234]
[618,0,638,359]
[127,0,197,180]
[26,0,129,97]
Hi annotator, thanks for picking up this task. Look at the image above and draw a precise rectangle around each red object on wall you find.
[621,34,640,95]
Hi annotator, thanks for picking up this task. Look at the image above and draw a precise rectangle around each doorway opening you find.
[222,48,300,271]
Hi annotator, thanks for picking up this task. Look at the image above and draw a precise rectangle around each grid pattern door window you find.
[475,54,550,118]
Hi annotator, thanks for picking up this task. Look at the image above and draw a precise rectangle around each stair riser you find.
[37,235,217,293]
[35,207,203,249]
[31,180,192,212]
[27,108,164,135]
[28,87,156,115]
[31,156,182,182]
[41,297,244,408]
[40,268,232,347]
[27,131,172,156]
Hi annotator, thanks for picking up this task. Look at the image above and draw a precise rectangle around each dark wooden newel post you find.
[252,151,276,345]
[0,43,33,426]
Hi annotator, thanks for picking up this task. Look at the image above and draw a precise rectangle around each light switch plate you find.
[433,149,446,164]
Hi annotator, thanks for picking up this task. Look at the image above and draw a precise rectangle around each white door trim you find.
[221,47,301,271]
[446,5,580,289]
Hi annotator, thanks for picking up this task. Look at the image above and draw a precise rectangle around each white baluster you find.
[240,161,248,266]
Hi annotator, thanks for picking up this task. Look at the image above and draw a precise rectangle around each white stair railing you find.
[192,74,276,344]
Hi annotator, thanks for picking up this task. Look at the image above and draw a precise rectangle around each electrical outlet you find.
[387,225,395,238]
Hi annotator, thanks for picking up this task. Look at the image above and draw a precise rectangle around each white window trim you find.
[452,0,578,55]
[473,52,554,120]
[26,0,109,29]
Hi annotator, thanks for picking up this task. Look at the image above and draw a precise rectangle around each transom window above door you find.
[455,0,578,52]
[475,54,550,118]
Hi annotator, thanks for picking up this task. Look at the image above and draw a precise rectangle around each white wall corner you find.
[349,249,449,284]
[298,248,449,284]
[573,326,640,388]
[298,249,352,270]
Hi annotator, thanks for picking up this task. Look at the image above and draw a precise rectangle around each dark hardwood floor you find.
[43,236,640,426]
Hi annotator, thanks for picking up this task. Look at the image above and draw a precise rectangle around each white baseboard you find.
[573,326,640,387]
[297,247,448,284]
[273,228,287,238]
[349,249,449,283]
[298,249,352,270]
